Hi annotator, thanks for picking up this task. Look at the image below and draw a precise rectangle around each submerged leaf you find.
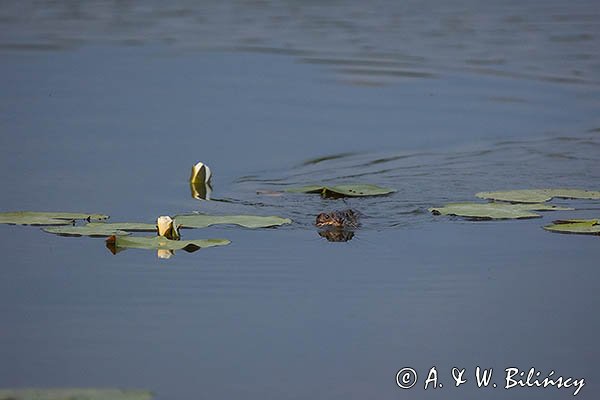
[106,235,230,252]
[0,388,152,400]
[0,211,108,226]
[429,202,572,220]
[42,222,156,237]
[476,188,600,203]
[286,184,395,198]
[84,222,157,231]
[174,214,291,229]
[543,219,600,235]
[43,225,131,237]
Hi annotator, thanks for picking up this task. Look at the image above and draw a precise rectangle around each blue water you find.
[0,1,599,399]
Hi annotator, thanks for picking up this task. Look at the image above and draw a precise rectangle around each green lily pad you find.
[543,219,600,235]
[429,202,572,220]
[476,189,600,203]
[286,184,395,198]
[106,235,230,252]
[42,226,130,237]
[42,222,156,237]
[174,214,291,229]
[0,388,152,400]
[88,222,157,231]
[0,211,109,226]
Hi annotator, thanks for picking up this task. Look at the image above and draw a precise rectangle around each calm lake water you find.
[1,1,599,399]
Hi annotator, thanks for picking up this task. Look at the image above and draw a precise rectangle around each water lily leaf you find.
[106,235,230,252]
[43,225,131,237]
[286,184,395,198]
[0,388,152,400]
[42,222,156,237]
[174,214,292,229]
[0,211,109,226]
[543,219,600,235]
[429,202,572,220]
[476,189,600,203]
[86,222,157,231]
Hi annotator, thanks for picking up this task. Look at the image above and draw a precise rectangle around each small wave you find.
[227,133,599,230]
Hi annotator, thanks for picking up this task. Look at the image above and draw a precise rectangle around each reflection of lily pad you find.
[174,214,291,229]
[286,184,395,198]
[476,189,600,203]
[543,219,600,235]
[106,235,230,252]
[0,388,153,400]
[0,211,109,226]
[429,202,572,220]
[42,222,156,237]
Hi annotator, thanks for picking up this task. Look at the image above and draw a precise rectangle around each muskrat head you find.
[316,209,360,228]
[316,212,341,227]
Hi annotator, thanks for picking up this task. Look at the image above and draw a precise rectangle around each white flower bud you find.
[190,161,212,185]
[157,216,174,237]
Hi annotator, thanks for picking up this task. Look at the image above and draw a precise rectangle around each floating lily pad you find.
[0,388,152,400]
[43,225,130,237]
[286,184,395,198]
[476,189,600,203]
[86,222,157,231]
[174,214,291,229]
[106,235,230,252]
[429,202,572,220]
[543,219,600,235]
[42,222,156,237]
[0,211,109,226]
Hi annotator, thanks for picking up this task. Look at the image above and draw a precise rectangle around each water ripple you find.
[228,133,600,230]
[1,0,599,87]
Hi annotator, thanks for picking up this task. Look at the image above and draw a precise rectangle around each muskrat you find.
[315,209,360,229]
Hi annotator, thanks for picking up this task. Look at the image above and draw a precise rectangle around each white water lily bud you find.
[157,249,174,259]
[190,161,212,185]
[157,216,175,237]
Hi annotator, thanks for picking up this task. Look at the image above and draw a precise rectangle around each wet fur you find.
[315,209,360,228]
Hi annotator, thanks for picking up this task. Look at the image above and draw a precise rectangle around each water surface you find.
[0,1,599,399]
